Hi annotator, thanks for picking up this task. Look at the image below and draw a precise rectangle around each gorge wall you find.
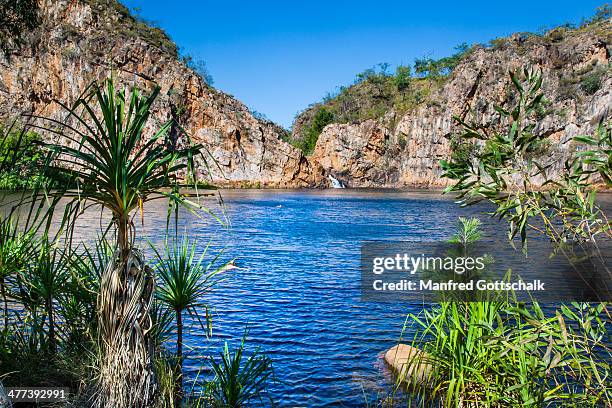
[1,1,610,189]
[0,0,325,187]
[301,21,611,188]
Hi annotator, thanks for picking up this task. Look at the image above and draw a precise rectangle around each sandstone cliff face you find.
[0,0,325,187]
[2,1,610,189]
[307,23,612,188]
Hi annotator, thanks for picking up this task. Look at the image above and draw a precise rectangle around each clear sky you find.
[120,1,603,128]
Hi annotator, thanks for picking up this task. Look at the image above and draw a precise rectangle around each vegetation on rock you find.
[0,0,39,55]
[289,45,473,154]
[290,6,611,156]
[0,124,48,190]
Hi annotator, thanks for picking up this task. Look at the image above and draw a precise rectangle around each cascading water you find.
[328,174,346,189]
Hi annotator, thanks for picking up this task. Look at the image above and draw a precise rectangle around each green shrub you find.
[397,133,407,149]
[394,65,411,93]
[0,125,50,190]
[580,66,605,95]
[297,107,334,155]
[208,337,274,408]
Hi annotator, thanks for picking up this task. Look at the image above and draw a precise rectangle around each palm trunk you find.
[96,225,156,407]
[175,309,183,404]
[46,296,55,354]
[1,279,7,332]
[117,216,129,256]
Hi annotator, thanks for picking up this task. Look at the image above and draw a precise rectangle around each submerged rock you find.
[384,343,433,385]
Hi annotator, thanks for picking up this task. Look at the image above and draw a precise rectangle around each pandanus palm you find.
[21,238,69,354]
[0,219,32,331]
[31,78,206,407]
[151,237,225,402]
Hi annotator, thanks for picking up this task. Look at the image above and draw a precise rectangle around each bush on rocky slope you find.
[289,6,612,156]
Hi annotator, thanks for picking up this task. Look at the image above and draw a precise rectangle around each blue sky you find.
[120,1,603,128]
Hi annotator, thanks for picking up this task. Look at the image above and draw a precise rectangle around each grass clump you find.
[394,218,611,407]
[207,337,275,407]
[580,64,608,95]
[407,299,610,406]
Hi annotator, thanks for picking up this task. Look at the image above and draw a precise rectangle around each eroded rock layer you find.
[0,0,325,187]
[307,24,611,187]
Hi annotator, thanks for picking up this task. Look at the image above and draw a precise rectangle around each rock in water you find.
[384,343,433,385]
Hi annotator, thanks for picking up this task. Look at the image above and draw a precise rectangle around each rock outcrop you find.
[1,1,610,189]
[0,0,325,187]
[384,343,433,385]
[306,23,612,188]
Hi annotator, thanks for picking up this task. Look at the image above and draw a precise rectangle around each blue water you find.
[139,189,504,407]
[25,188,610,406]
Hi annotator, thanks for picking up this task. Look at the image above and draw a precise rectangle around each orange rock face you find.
[0,0,325,188]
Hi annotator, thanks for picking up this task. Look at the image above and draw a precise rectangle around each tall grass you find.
[406,300,610,407]
[398,219,611,407]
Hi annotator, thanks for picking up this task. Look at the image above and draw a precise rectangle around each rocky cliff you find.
[0,0,325,187]
[1,2,610,189]
[300,21,612,188]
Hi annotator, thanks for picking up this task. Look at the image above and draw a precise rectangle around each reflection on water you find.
[11,189,610,407]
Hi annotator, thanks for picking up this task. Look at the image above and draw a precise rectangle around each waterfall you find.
[328,174,346,189]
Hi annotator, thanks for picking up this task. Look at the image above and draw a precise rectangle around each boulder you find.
[384,343,433,385]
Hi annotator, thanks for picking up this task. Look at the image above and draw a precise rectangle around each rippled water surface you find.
[66,189,581,407]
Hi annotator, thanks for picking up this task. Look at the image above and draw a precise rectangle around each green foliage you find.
[394,65,412,93]
[291,66,429,153]
[448,217,482,245]
[33,77,208,250]
[208,336,274,408]
[297,107,335,155]
[27,75,220,406]
[441,66,612,246]
[153,237,223,322]
[580,65,607,95]
[414,43,471,79]
[291,45,472,154]
[0,228,97,388]
[0,76,268,407]
[0,0,39,55]
[397,133,407,149]
[401,220,611,407]
[151,236,226,402]
[0,125,51,190]
[407,300,610,406]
